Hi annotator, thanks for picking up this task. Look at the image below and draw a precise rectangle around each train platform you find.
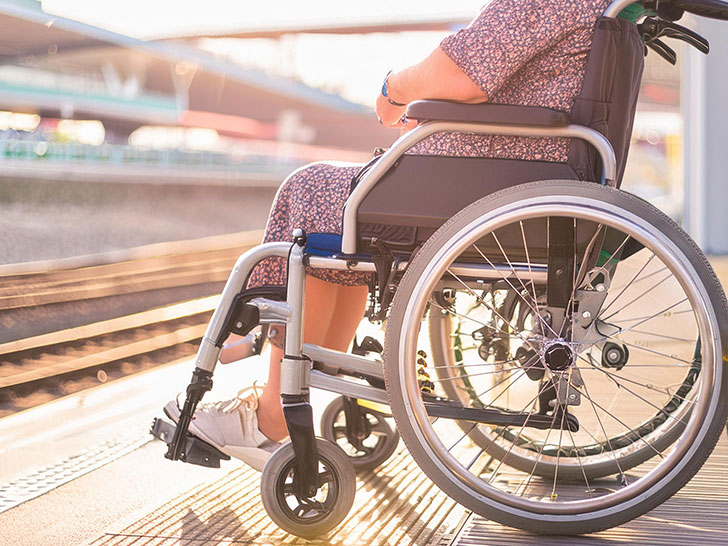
[1,259,727,546]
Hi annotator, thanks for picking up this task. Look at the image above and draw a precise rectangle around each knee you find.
[280,162,325,192]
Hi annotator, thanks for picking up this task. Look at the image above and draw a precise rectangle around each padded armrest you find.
[405,100,570,127]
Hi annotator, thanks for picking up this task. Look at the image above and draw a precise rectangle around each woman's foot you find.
[164,386,283,471]
[256,391,289,441]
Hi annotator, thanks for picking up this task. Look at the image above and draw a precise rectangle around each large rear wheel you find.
[385,181,728,534]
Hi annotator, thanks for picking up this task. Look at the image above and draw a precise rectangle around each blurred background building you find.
[0,0,725,262]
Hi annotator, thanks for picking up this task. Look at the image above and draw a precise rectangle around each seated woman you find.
[165,0,613,470]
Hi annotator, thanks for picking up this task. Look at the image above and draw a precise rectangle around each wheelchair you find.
[153,0,728,538]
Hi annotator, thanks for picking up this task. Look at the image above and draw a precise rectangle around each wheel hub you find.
[544,342,575,371]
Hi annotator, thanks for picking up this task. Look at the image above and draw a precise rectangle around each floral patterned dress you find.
[248,0,611,288]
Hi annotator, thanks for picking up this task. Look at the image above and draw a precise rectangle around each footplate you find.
[150,418,230,468]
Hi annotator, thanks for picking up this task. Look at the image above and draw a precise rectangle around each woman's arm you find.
[376,46,487,127]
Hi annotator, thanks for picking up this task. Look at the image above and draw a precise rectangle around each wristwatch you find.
[381,71,406,107]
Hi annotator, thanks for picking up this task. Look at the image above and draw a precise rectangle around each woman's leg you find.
[256,276,368,440]
[324,283,369,351]
[241,162,370,440]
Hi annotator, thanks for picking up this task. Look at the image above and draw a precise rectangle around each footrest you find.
[150,418,231,468]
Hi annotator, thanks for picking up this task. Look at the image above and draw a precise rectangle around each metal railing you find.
[0,134,305,174]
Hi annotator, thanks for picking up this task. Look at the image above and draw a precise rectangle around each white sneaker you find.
[164,386,281,471]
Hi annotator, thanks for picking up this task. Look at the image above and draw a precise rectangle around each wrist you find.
[382,71,407,107]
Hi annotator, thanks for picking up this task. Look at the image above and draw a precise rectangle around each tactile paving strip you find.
[452,436,728,545]
[0,428,151,514]
[90,443,469,546]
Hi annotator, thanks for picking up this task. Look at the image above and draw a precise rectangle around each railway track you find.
[0,231,261,418]
[0,230,262,312]
[4,242,720,420]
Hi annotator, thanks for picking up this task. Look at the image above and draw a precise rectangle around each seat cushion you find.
[357,155,581,229]
[355,154,582,251]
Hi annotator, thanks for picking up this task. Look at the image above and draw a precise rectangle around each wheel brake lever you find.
[646,38,677,65]
[640,17,710,55]
[662,25,710,54]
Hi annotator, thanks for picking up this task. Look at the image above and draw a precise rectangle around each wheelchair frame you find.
[163,0,631,472]
[190,120,615,407]
[157,0,728,536]
[161,110,621,502]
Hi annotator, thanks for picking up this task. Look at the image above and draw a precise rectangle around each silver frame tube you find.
[341,121,616,254]
[284,243,306,357]
[308,254,547,282]
[303,343,384,379]
[604,0,639,18]
[310,370,389,405]
[280,242,312,396]
[194,242,289,372]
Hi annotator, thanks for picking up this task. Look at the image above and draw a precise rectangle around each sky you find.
[41,0,484,39]
[40,0,486,106]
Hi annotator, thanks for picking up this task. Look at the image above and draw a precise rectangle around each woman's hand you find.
[376,71,409,128]
[376,92,408,128]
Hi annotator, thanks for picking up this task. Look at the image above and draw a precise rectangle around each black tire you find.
[261,438,356,538]
[384,181,728,534]
[321,396,399,471]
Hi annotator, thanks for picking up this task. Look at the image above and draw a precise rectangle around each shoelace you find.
[208,384,263,414]
[177,383,264,414]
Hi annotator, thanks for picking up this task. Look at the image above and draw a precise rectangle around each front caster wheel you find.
[261,438,356,539]
[321,396,399,472]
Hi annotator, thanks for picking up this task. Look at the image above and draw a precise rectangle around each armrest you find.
[405,100,570,127]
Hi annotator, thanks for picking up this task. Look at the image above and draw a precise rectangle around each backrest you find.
[353,13,646,253]
[567,17,645,186]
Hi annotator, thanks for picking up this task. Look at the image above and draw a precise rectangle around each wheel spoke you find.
[598,253,658,317]
[609,338,694,365]
[283,483,296,495]
[520,220,546,332]
[611,307,693,323]
[446,421,481,452]
[588,298,690,347]
[565,422,594,498]
[573,362,695,403]
[606,298,690,337]
[473,367,529,407]
[576,382,666,461]
[319,470,335,484]
[475,238,558,339]
[445,268,541,354]
[600,271,673,322]
[621,329,696,343]
[516,404,562,497]
[576,355,691,427]
[425,360,519,370]
[431,299,534,343]
[433,367,521,384]
[486,378,558,484]
[578,378,630,481]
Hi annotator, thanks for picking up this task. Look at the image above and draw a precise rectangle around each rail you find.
[0,231,261,417]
